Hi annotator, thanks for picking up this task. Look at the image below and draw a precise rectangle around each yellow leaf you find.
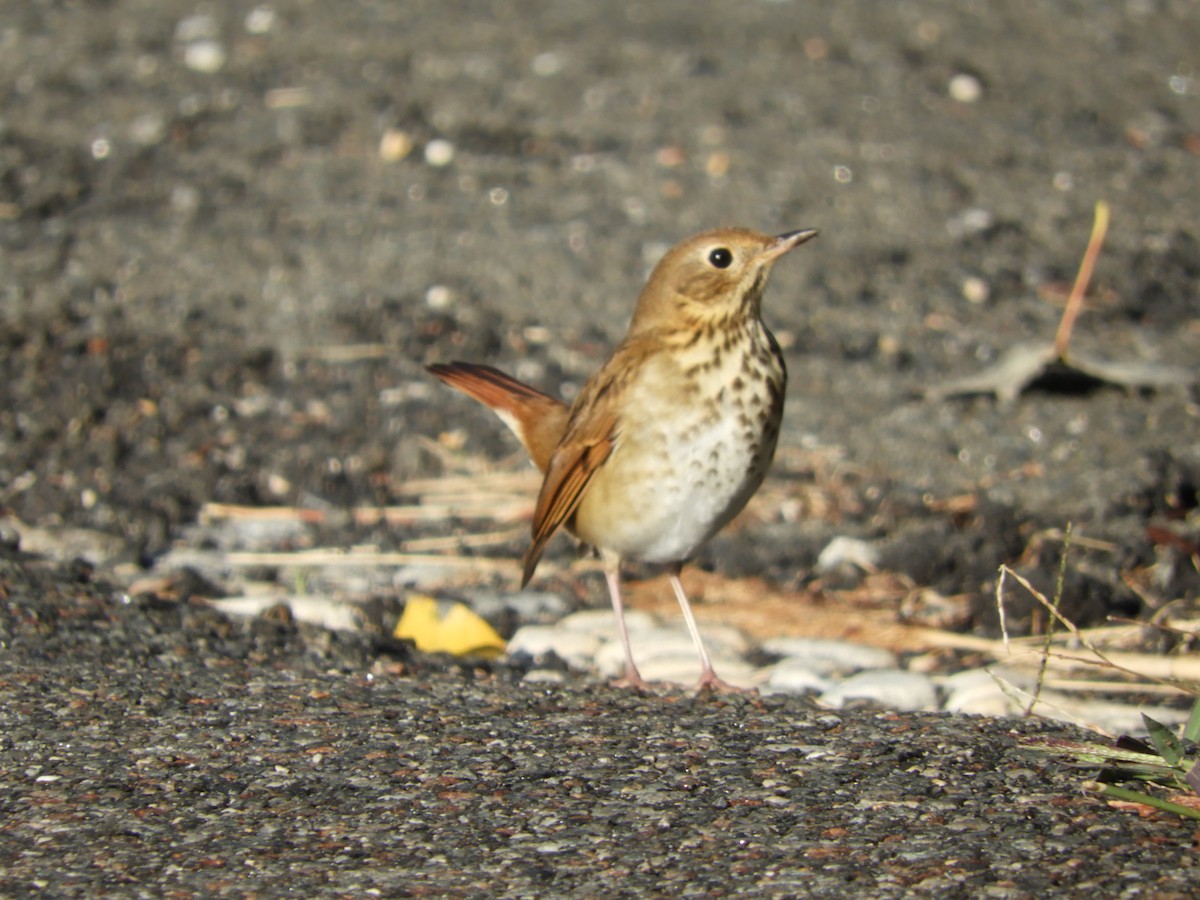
[393,594,505,658]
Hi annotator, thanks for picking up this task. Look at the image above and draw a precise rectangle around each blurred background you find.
[1,0,1196,630]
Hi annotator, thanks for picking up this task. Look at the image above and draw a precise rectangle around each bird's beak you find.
[761,228,819,263]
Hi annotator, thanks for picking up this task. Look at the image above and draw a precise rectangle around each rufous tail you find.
[426,362,569,472]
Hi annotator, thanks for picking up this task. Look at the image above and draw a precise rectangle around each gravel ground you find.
[1,556,1197,897]
[2,0,1199,895]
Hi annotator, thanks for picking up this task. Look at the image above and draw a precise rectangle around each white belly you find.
[572,329,783,564]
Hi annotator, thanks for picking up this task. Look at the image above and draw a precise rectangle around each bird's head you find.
[630,227,817,334]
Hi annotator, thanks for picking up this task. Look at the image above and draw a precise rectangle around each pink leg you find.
[668,566,754,694]
[604,567,652,691]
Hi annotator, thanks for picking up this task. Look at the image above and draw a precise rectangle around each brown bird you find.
[428,226,817,691]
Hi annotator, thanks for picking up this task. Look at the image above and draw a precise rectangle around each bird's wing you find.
[521,407,618,586]
[519,332,665,583]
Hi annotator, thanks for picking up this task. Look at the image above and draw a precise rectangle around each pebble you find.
[961,275,990,305]
[192,581,1162,731]
[556,607,658,637]
[468,589,570,622]
[948,72,984,103]
[941,667,1028,717]
[765,660,833,696]
[244,6,277,35]
[508,625,603,669]
[760,637,897,675]
[592,625,747,680]
[521,669,567,685]
[175,14,218,42]
[815,536,880,574]
[424,139,456,167]
[557,603,1158,729]
[208,595,363,632]
[183,40,227,74]
[821,670,939,712]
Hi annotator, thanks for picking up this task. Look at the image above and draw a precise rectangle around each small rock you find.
[128,113,166,146]
[816,536,880,573]
[507,625,602,669]
[946,207,994,239]
[557,607,658,637]
[184,40,227,74]
[467,590,569,622]
[379,128,414,162]
[522,669,566,685]
[764,660,832,696]
[761,637,897,675]
[948,72,983,103]
[175,14,219,42]
[424,139,455,167]
[244,5,277,35]
[0,514,125,567]
[531,51,563,77]
[941,668,1025,717]
[207,595,363,632]
[593,625,747,679]
[961,275,990,305]
[821,669,938,711]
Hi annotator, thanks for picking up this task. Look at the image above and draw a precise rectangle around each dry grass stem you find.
[1053,200,1110,357]
[300,343,392,362]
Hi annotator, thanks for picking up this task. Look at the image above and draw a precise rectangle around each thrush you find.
[428,226,817,691]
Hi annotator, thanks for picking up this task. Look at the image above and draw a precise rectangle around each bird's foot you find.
[610,665,657,694]
[693,671,758,696]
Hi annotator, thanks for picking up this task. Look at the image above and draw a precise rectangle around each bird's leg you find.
[668,564,753,694]
[604,565,652,691]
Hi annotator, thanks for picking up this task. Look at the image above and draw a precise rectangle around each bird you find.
[428,226,817,691]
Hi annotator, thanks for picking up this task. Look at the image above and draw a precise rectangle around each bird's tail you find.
[426,362,570,473]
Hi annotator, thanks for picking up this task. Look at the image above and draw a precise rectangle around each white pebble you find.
[522,669,567,685]
[821,670,938,712]
[128,113,166,146]
[508,625,602,669]
[593,626,746,679]
[557,608,657,636]
[244,5,277,35]
[961,275,990,305]
[764,660,832,696]
[816,536,880,573]
[424,139,456,167]
[531,51,563,77]
[948,73,983,103]
[169,184,201,217]
[424,284,454,310]
[175,14,218,42]
[941,668,1023,717]
[466,590,569,621]
[946,207,994,239]
[207,595,361,633]
[184,40,227,74]
[761,637,897,675]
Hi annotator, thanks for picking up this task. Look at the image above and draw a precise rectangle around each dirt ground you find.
[2,0,1198,637]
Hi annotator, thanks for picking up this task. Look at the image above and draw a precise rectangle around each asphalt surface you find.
[1,555,1197,897]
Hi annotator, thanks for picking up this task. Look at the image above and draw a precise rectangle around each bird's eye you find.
[707,247,733,269]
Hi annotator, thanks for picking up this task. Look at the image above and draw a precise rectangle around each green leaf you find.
[1183,698,1200,744]
[1142,714,1183,768]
